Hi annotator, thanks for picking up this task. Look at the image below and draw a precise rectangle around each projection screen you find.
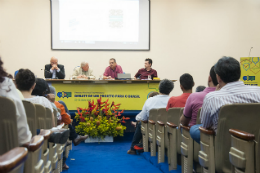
[51,0,150,50]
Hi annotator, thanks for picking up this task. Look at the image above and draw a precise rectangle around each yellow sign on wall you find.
[240,57,260,86]
[51,83,159,110]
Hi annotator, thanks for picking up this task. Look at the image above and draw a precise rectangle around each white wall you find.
[0,0,260,96]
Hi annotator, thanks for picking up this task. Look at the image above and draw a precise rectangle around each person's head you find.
[49,85,56,96]
[148,91,159,98]
[208,65,218,87]
[214,56,241,87]
[109,58,117,69]
[0,58,8,83]
[15,69,36,92]
[81,61,89,71]
[196,86,206,92]
[179,73,194,92]
[32,78,50,96]
[159,79,174,95]
[145,58,152,69]
[50,57,58,66]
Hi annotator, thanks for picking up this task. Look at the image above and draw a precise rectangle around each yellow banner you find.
[51,83,159,110]
[240,57,260,86]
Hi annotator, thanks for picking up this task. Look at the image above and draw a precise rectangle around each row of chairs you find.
[141,103,260,173]
[0,96,72,173]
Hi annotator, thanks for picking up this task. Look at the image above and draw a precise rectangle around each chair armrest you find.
[39,130,51,140]
[142,120,148,124]
[199,127,215,135]
[148,120,155,125]
[167,122,177,128]
[22,135,44,152]
[0,147,28,173]
[229,129,255,141]
[57,123,65,129]
[180,124,190,131]
[157,121,165,126]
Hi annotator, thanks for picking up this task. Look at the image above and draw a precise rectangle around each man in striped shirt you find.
[190,56,260,144]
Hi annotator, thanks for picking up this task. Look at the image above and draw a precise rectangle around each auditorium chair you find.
[34,104,52,173]
[229,128,259,173]
[23,100,58,173]
[0,97,45,173]
[45,108,59,173]
[180,108,202,173]
[23,100,52,173]
[46,107,70,173]
[141,109,158,152]
[53,108,71,158]
[22,100,37,137]
[198,103,260,173]
[51,109,71,172]
[53,109,58,127]
[148,108,160,156]
[0,147,28,173]
[156,108,168,163]
[166,108,183,171]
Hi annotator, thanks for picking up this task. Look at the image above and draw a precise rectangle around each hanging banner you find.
[240,57,260,86]
[50,82,159,110]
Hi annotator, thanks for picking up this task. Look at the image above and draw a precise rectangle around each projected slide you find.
[51,0,150,50]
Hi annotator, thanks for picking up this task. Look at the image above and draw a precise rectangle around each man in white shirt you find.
[72,61,95,79]
[132,91,159,127]
[127,79,174,155]
[190,56,260,144]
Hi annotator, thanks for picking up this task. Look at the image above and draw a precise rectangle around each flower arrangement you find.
[75,97,129,139]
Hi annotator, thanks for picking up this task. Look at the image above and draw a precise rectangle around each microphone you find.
[248,47,253,57]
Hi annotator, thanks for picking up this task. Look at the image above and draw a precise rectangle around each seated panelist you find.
[44,57,65,79]
[72,61,95,79]
[134,58,158,80]
[103,58,123,79]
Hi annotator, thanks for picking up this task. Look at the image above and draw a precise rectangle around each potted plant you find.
[75,97,129,142]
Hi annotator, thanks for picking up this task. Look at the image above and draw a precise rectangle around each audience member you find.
[195,85,206,92]
[16,71,56,127]
[127,79,174,154]
[103,58,123,79]
[16,69,70,145]
[190,56,260,144]
[44,57,65,79]
[46,86,62,123]
[180,66,218,129]
[72,61,95,79]
[166,73,194,110]
[49,86,89,146]
[0,59,32,146]
[131,91,159,127]
[134,58,158,80]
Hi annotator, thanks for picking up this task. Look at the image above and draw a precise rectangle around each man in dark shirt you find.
[44,57,65,79]
[134,58,158,80]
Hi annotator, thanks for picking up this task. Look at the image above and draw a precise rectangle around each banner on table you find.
[240,57,260,86]
[51,83,159,110]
